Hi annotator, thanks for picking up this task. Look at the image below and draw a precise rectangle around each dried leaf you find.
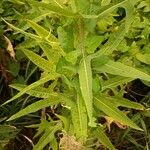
[3,35,16,61]
[104,111,130,132]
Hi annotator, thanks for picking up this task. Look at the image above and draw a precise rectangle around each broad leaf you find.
[94,96,142,131]
[85,35,104,54]
[57,26,74,53]
[65,50,81,64]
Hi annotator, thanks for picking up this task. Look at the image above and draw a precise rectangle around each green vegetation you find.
[0,0,150,149]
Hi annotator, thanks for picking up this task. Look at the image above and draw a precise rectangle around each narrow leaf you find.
[94,126,115,150]
[27,19,57,42]
[29,0,75,17]
[94,60,150,82]
[91,24,126,58]
[101,76,133,91]
[94,96,142,131]
[79,57,96,127]
[9,84,58,98]
[33,122,62,150]
[2,74,57,106]
[99,94,144,110]
[2,18,41,40]
[22,49,54,71]
[7,97,62,121]
[68,97,87,140]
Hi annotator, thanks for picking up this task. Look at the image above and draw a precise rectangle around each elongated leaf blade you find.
[7,97,62,121]
[94,126,115,150]
[39,43,53,61]
[94,96,142,131]
[33,122,62,150]
[91,24,126,58]
[55,114,70,132]
[22,49,54,71]
[29,0,75,17]
[79,57,96,127]
[68,96,88,140]
[2,73,57,106]
[2,18,41,40]
[9,84,58,98]
[99,94,144,110]
[94,60,150,82]
[27,20,57,42]
[101,76,133,91]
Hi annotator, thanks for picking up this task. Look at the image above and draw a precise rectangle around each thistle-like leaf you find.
[93,60,150,82]
[7,97,62,121]
[94,96,143,131]
[79,57,96,127]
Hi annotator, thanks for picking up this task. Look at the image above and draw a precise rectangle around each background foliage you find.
[0,0,150,150]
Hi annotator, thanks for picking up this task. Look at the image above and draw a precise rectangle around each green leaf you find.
[40,43,63,63]
[34,118,50,138]
[33,122,62,150]
[39,43,54,62]
[94,96,142,131]
[99,94,144,110]
[136,53,150,65]
[57,26,74,53]
[0,125,19,146]
[91,24,126,58]
[101,0,111,6]
[9,84,58,98]
[79,56,96,127]
[82,0,138,30]
[55,114,70,132]
[65,50,81,64]
[22,49,54,71]
[94,60,150,82]
[2,73,57,106]
[27,19,57,43]
[68,96,88,140]
[2,18,41,40]
[7,97,62,121]
[85,35,104,54]
[142,110,150,117]
[101,76,133,91]
[94,126,115,150]
[50,137,58,150]
[29,0,75,17]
